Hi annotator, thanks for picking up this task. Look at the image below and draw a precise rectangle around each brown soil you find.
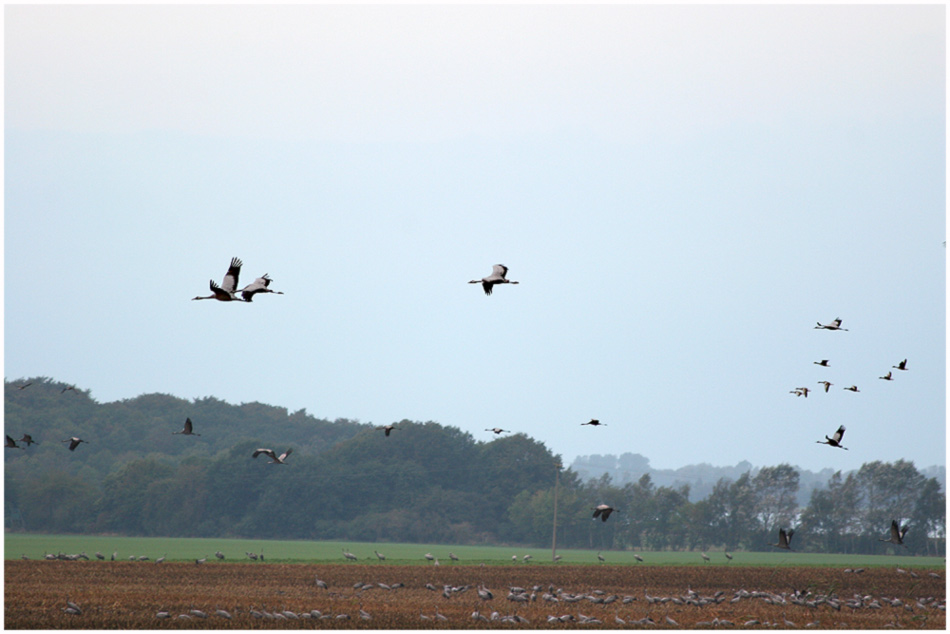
[4,560,945,629]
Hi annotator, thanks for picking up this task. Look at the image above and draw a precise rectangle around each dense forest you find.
[4,378,945,555]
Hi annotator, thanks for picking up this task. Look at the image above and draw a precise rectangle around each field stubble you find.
[4,560,945,629]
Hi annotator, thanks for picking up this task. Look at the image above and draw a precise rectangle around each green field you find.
[5,533,943,569]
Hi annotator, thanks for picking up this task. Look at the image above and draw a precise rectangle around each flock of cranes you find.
[793,318,907,398]
[48,569,943,627]
[800,319,909,456]
[579,316,915,553]
[7,261,920,561]
[784,318,913,549]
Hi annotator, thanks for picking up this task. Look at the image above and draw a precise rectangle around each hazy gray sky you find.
[5,4,945,473]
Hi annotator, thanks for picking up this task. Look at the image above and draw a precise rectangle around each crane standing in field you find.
[193,257,245,302]
[469,264,519,295]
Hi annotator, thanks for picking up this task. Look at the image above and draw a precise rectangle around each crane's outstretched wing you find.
[833,426,846,443]
[221,257,243,293]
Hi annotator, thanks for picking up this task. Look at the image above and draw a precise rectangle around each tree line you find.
[532,462,944,556]
[4,378,944,555]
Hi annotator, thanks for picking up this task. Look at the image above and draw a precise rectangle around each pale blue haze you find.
[4,5,945,473]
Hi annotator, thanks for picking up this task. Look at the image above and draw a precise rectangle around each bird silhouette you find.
[582,419,606,427]
[817,425,848,450]
[62,437,88,451]
[591,504,614,522]
[815,318,848,331]
[893,359,908,371]
[193,257,245,302]
[770,528,794,550]
[879,520,909,546]
[239,274,284,302]
[173,418,201,436]
[252,448,292,464]
[469,264,519,295]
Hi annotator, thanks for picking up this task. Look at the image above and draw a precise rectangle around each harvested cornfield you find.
[4,560,945,629]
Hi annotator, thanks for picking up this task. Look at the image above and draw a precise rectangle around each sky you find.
[4,4,946,474]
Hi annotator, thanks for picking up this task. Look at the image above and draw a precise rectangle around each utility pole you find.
[552,463,561,562]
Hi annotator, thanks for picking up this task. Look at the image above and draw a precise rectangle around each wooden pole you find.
[552,463,561,562]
